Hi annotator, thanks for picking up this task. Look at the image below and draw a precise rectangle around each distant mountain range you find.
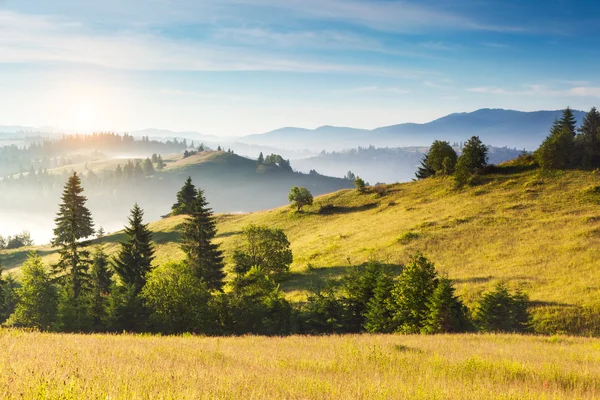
[241,109,586,151]
[1,108,587,151]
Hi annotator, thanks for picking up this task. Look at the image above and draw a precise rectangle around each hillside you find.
[241,108,586,151]
[3,161,600,333]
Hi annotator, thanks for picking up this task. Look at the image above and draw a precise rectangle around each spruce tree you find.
[113,204,155,293]
[474,282,531,333]
[364,271,396,333]
[391,252,438,333]
[421,277,470,334]
[415,154,435,179]
[536,119,574,170]
[257,152,264,164]
[180,188,225,291]
[460,136,488,173]
[52,172,94,325]
[559,106,577,137]
[171,177,197,215]
[89,246,113,330]
[577,107,600,167]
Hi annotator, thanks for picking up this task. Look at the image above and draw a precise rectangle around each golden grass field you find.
[3,162,600,333]
[1,330,599,399]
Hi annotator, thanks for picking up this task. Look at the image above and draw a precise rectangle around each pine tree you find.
[89,246,112,330]
[52,173,94,323]
[577,107,600,167]
[171,177,197,215]
[180,188,225,291]
[113,204,155,293]
[391,252,438,333]
[364,271,396,333]
[421,277,470,334]
[536,119,574,170]
[474,282,531,333]
[142,157,155,176]
[415,154,435,180]
[460,136,488,173]
[7,252,58,330]
[257,152,264,164]
[156,155,165,170]
[559,106,577,137]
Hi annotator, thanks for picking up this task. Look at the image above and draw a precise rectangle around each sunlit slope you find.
[3,162,600,332]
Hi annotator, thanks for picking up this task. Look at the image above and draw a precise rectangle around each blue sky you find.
[1,0,600,135]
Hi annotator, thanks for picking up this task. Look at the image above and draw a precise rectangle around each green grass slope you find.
[3,161,600,334]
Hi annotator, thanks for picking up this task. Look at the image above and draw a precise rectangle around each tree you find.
[142,157,155,176]
[141,261,212,334]
[52,172,94,325]
[364,270,396,333]
[257,152,264,164]
[474,282,531,333]
[180,188,225,292]
[288,186,313,211]
[536,119,574,170]
[453,156,471,188]
[459,136,488,173]
[345,171,356,181]
[156,155,165,170]
[232,225,293,279]
[89,246,112,330]
[354,177,366,193]
[421,277,471,334]
[171,177,197,215]
[559,106,577,137]
[576,107,600,167]
[113,204,155,294]
[222,267,292,335]
[7,252,58,330]
[429,141,458,174]
[391,252,439,333]
[415,154,435,180]
[217,145,222,151]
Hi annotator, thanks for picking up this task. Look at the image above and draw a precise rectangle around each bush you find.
[354,177,366,193]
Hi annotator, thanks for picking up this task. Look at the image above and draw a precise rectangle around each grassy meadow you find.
[1,330,599,399]
[3,162,600,334]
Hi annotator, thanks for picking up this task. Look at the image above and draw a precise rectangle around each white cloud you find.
[336,86,411,95]
[568,87,600,97]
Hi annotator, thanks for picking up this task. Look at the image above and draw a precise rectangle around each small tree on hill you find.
[142,158,155,176]
[171,177,197,215]
[536,118,574,170]
[180,188,225,292]
[459,136,488,173]
[7,252,58,330]
[453,156,471,188]
[156,155,165,170]
[354,176,366,193]
[288,186,313,211]
[415,154,435,179]
[576,107,600,167]
[559,106,577,137]
[232,224,293,279]
[257,152,264,164]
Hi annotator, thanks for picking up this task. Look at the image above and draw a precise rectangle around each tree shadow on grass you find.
[280,263,404,293]
[215,230,242,239]
[318,203,378,215]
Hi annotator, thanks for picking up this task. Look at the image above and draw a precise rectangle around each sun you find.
[73,103,97,132]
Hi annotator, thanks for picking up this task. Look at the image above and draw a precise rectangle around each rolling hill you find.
[3,159,600,334]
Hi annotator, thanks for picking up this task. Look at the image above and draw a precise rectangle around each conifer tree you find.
[171,177,197,215]
[421,277,470,333]
[391,252,438,333]
[180,188,225,291]
[156,155,165,170]
[257,152,264,164]
[536,119,574,170]
[364,271,396,333]
[7,252,58,330]
[474,283,531,333]
[459,136,488,173]
[52,172,94,323]
[89,246,113,330]
[559,106,577,137]
[113,204,155,293]
[415,154,435,179]
[577,107,600,167]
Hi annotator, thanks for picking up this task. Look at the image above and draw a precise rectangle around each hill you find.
[3,161,600,334]
[241,108,586,151]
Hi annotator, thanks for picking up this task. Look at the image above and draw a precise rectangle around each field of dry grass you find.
[3,163,600,333]
[1,330,599,399]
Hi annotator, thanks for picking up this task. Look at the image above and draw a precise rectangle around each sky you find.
[1,0,600,135]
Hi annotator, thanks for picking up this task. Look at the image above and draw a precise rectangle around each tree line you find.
[0,173,530,335]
